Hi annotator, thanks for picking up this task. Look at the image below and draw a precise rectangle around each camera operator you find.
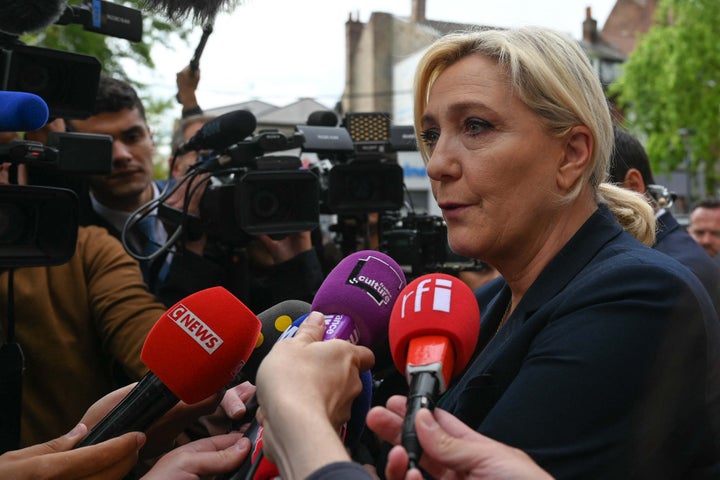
[159,71,323,312]
[0,157,165,448]
[55,74,185,296]
[66,74,323,312]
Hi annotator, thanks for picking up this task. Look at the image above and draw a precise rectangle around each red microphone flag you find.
[141,286,261,403]
[389,273,480,387]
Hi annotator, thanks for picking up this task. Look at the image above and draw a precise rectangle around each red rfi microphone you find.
[388,273,480,469]
[77,286,261,447]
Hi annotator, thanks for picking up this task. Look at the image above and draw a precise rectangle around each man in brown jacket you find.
[0,163,166,447]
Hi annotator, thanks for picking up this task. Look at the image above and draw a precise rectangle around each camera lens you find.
[0,203,28,245]
[251,189,281,219]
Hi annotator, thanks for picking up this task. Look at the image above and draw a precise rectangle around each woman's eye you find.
[419,129,439,146]
[465,118,492,136]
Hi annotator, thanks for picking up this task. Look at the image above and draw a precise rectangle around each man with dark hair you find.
[67,75,323,311]
[689,197,720,260]
[609,126,720,313]
[67,75,175,293]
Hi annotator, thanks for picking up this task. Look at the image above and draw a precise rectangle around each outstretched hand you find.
[255,311,375,479]
[0,423,144,480]
[366,397,553,480]
[141,433,250,480]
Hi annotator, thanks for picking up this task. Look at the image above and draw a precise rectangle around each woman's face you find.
[420,54,571,265]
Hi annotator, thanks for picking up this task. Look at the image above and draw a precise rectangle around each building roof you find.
[257,98,331,126]
[602,0,658,56]
[204,99,278,119]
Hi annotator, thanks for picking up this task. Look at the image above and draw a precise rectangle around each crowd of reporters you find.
[2,17,720,480]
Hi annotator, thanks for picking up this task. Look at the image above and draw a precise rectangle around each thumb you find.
[293,311,326,343]
[31,423,89,456]
[414,409,493,470]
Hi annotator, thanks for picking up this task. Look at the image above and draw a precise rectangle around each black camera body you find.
[380,213,481,279]
[299,112,407,215]
[200,156,320,245]
[162,112,415,254]
[174,130,320,245]
[0,132,112,267]
[0,1,141,268]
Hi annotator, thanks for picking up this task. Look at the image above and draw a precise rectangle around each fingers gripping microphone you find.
[311,250,407,348]
[389,273,480,469]
[76,287,261,447]
[224,252,406,480]
[0,91,50,132]
[225,315,377,480]
[176,109,256,155]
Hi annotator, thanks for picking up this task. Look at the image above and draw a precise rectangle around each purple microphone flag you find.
[311,250,406,348]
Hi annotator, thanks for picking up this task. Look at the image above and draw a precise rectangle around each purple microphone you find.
[311,250,406,348]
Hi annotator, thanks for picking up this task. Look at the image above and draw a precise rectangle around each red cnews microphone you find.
[388,273,480,469]
[76,286,261,447]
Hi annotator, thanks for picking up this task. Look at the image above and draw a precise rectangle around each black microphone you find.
[189,23,213,72]
[175,109,256,155]
[306,110,339,127]
[240,300,311,385]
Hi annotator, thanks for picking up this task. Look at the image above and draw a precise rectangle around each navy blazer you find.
[654,210,720,314]
[439,205,720,479]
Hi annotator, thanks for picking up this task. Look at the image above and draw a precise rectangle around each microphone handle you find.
[402,371,440,470]
[219,417,262,480]
[76,372,179,448]
[190,23,214,71]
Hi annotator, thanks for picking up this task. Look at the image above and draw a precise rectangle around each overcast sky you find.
[142,0,617,119]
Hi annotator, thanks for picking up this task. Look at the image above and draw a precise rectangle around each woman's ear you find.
[556,125,592,192]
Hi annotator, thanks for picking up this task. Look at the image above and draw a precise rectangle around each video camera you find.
[0,131,112,267]
[299,112,410,214]
[0,0,142,268]
[197,129,320,245]
[378,212,483,279]
[157,110,415,250]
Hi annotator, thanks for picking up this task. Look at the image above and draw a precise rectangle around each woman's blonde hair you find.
[413,26,654,245]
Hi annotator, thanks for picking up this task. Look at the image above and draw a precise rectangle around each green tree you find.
[610,0,720,196]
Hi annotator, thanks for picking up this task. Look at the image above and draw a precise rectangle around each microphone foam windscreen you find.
[389,273,480,377]
[0,0,66,35]
[242,300,311,383]
[0,91,49,132]
[141,0,234,22]
[184,109,256,152]
[312,250,406,348]
[306,110,339,127]
[141,286,261,403]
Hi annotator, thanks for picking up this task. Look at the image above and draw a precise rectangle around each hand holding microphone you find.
[75,286,261,448]
[221,250,406,479]
[255,312,376,480]
[388,273,480,469]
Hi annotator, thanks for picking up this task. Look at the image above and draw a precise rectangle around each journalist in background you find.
[366,26,720,479]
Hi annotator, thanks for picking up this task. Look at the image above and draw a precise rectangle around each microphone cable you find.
[244,448,263,480]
